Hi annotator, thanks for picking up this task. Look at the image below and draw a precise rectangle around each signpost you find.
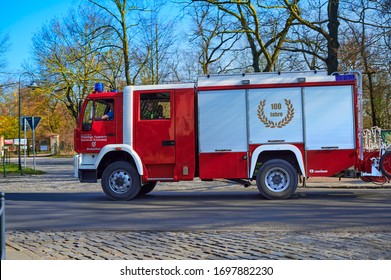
[23,117,28,169]
[21,116,41,171]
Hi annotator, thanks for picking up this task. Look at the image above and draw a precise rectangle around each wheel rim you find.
[264,167,290,192]
[108,169,132,194]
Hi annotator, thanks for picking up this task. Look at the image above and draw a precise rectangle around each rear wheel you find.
[256,159,298,199]
[380,151,391,178]
[101,161,141,200]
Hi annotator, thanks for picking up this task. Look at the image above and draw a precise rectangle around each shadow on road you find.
[4,189,391,232]
[4,189,361,203]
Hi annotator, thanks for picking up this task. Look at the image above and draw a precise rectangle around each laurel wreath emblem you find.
[257,99,295,128]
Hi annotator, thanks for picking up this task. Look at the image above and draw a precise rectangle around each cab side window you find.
[140,93,170,120]
[95,99,114,121]
[82,99,114,131]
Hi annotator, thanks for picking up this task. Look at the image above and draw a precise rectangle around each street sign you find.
[25,116,41,130]
[20,117,30,131]
[13,139,27,145]
[4,139,13,145]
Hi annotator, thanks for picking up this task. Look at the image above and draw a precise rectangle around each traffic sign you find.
[25,116,41,130]
[20,117,30,131]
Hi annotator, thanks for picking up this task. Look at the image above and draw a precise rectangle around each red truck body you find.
[74,71,390,200]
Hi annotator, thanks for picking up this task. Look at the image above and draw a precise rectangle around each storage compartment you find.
[199,152,248,179]
[304,85,355,150]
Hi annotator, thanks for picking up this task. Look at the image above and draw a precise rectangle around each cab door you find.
[79,98,117,153]
[133,91,176,180]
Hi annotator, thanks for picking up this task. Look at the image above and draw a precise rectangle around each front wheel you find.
[256,159,298,199]
[138,182,157,196]
[101,161,141,200]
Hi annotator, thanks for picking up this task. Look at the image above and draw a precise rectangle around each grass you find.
[2,162,45,175]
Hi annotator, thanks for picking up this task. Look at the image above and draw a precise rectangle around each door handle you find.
[162,140,175,146]
[321,146,339,150]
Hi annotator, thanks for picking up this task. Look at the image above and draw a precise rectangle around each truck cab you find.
[74,83,196,200]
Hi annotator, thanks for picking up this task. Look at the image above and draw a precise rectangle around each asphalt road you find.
[2,157,391,260]
[2,157,391,232]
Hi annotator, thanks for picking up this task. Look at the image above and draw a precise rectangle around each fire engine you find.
[74,71,391,200]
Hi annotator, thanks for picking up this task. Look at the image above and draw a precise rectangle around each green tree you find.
[0,116,17,139]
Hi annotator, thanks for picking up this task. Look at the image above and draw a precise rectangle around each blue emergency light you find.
[336,74,355,81]
[94,82,104,92]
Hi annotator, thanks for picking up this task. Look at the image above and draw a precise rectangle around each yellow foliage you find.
[0,115,18,139]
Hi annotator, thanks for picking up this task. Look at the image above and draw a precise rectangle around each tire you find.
[380,151,391,178]
[138,182,157,196]
[101,161,141,200]
[256,159,298,199]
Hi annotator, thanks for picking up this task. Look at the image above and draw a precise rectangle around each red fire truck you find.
[74,71,391,200]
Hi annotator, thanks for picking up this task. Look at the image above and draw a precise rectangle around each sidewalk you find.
[304,176,391,188]
[5,230,391,260]
[6,242,41,260]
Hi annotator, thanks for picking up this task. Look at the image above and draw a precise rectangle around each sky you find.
[1,0,79,74]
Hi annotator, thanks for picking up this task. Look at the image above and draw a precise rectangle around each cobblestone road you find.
[6,230,391,260]
[2,157,391,260]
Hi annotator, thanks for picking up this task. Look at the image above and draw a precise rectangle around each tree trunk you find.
[326,0,340,74]
[120,4,132,86]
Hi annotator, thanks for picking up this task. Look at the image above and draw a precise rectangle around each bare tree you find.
[31,6,110,121]
[97,48,126,90]
[88,0,150,85]
[280,0,340,74]
[188,2,241,75]
[339,0,391,128]
[0,32,10,70]
[192,0,297,72]
[134,3,178,84]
